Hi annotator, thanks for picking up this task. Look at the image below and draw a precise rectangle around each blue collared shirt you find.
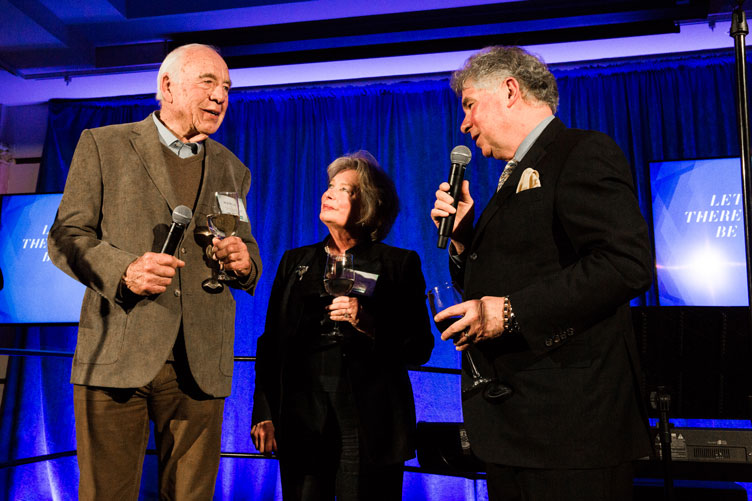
[509,114,555,164]
[152,113,203,158]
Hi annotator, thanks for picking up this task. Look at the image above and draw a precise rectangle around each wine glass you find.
[323,252,355,340]
[427,282,513,403]
[207,191,240,281]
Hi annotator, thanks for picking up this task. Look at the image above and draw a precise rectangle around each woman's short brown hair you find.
[326,151,400,242]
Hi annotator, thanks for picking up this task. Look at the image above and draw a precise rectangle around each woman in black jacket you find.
[251,151,434,501]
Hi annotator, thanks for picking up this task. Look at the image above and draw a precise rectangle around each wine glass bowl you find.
[427,283,463,332]
[207,213,238,239]
[323,252,354,340]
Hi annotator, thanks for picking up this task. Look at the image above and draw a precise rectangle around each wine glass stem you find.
[464,350,483,380]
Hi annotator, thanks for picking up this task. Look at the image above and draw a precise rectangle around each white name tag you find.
[216,193,238,214]
[238,201,249,223]
[216,193,249,223]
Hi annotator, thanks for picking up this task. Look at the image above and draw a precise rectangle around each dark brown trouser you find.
[73,363,224,501]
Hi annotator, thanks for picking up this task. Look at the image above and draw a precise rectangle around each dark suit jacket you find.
[252,240,434,464]
[48,113,262,398]
[452,118,653,468]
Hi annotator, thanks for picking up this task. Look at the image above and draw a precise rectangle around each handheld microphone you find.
[161,205,193,255]
[438,145,472,249]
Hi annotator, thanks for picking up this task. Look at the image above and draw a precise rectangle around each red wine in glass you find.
[435,315,463,335]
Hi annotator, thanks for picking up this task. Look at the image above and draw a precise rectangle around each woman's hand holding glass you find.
[327,296,375,338]
[322,252,354,340]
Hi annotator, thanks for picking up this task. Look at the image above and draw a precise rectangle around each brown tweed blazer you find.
[48,113,261,397]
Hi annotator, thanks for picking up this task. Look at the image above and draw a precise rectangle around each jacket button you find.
[553,334,560,343]
[174,290,181,297]
[469,253,478,261]
[567,327,575,336]
[545,338,553,347]
[180,247,187,254]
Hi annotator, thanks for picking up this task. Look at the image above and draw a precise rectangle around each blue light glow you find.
[0,193,85,323]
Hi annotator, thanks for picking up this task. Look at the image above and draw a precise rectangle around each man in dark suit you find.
[431,46,653,501]
[48,44,261,500]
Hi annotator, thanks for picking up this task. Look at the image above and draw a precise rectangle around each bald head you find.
[156,44,221,103]
[156,44,231,143]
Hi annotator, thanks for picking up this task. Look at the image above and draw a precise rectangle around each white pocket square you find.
[516,168,541,193]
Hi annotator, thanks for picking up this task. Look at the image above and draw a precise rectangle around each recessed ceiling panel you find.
[121,0,315,19]
[0,0,67,49]
[38,0,123,23]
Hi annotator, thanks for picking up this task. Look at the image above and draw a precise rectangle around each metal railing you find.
[0,347,460,472]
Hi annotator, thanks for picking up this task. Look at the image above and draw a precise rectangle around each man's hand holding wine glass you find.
[433,296,508,351]
[212,236,252,277]
[207,191,252,280]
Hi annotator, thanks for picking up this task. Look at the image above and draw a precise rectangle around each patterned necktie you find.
[496,160,518,192]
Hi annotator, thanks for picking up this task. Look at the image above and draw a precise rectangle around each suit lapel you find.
[130,114,180,211]
[470,118,565,250]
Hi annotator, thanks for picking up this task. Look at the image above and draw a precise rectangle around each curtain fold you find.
[2,48,747,500]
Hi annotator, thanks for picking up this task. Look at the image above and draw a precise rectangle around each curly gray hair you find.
[450,46,559,114]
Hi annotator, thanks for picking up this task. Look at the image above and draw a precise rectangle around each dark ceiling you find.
[0,0,737,81]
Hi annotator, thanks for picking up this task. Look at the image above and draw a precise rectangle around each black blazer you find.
[452,118,653,468]
[253,240,434,464]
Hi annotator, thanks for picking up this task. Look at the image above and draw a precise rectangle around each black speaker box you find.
[633,479,747,501]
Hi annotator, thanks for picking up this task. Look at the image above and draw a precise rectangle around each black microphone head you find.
[450,145,472,166]
[172,205,193,226]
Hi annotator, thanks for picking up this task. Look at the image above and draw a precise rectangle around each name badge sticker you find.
[215,193,249,223]
[352,270,378,296]
[238,201,249,223]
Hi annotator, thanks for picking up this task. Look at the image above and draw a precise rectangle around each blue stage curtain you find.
[37,95,158,194]
[1,48,747,500]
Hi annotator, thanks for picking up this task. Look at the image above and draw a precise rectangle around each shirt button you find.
[174,290,181,297]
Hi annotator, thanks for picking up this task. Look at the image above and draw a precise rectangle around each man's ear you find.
[160,74,173,104]
[503,77,521,107]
